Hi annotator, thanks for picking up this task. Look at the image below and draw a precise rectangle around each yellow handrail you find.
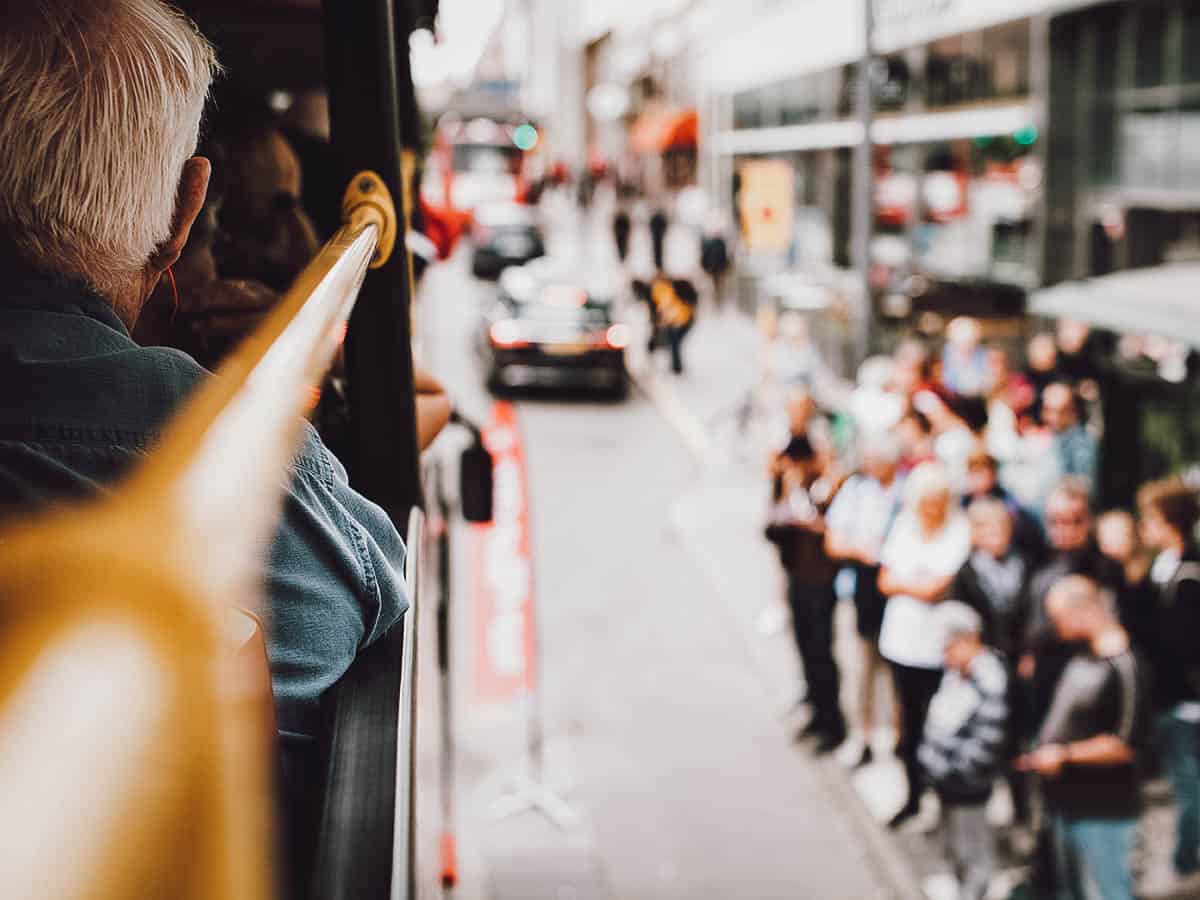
[0,171,397,900]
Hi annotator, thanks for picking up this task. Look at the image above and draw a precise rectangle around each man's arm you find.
[879,567,954,603]
[414,368,451,450]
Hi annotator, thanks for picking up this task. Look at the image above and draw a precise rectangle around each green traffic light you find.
[1014,125,1039,146]
[514,123,539,151]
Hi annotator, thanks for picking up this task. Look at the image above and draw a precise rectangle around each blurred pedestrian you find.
[895,408,936,474]
[649,208,669,272]
[1024,333,1061,425]
[941,316,989,397]
[612,208,631,262]
[767,312,821,389]
[699,213,731,306]
[983,347,1033,466]
[826,432,905,767]
[878,462,971,828]
[1138,479,1200,888]
[632,275,699,375]
[1096,510,1156,654]
[850,356,905,436]
[1017,575,1144,900]
[1020,481,1123,737]
[919,602,1008,900]
[767,423,847,754]
[953,497,1034,824]
[963,449,1045,565]
[1043,382,1098,495]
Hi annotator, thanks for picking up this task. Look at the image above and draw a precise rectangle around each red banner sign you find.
[472,401,537,703]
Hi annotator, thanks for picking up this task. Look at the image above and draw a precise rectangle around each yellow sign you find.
[738,159,794,254]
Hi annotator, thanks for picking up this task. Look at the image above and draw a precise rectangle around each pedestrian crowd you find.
[764,317,1200,900]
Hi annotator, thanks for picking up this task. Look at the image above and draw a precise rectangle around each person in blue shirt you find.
[0,7,450,867]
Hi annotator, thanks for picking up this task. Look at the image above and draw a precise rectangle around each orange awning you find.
[629,107,698,154]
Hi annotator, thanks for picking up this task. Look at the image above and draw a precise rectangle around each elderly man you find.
[0,0,446,830]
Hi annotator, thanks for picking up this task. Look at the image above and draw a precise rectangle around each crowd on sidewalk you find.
[763,317,1200,900]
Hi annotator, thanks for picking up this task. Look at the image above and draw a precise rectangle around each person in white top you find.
[826,431,905,768]
[878,461,971,828]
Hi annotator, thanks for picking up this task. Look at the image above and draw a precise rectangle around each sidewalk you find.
[634,307,1199,900]
[627,307,928,900]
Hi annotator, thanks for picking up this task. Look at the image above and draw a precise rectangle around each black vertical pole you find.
[322,0,422,535]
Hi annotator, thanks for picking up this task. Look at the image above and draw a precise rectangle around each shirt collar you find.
[0,247,131,338]
[1152,549,1182,585]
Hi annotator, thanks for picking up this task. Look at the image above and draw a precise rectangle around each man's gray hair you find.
[0,1,218,298]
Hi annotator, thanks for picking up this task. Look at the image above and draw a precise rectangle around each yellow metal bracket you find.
[342,170,398,269]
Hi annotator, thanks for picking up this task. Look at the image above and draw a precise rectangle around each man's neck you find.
[1160,534,1187,557]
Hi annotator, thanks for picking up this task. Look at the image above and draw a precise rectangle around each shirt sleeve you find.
[1108,652,1143,747]
[879,518,906,570]
[262,425,409,735]
[825,476,855,534]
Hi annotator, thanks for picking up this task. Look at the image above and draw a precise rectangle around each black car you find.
[470,203,545,279]
[480,260,630,398]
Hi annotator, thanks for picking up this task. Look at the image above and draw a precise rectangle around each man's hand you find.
[1016,744,1068,777]
[414,368,451,451]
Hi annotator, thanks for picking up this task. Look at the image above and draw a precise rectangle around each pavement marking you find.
[625,362,713,467]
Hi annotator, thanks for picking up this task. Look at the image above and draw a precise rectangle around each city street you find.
[416,219,910,899]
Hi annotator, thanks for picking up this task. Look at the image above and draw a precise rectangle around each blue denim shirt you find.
[0,262,408,740]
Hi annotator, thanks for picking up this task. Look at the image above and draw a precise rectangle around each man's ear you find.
[148,156,211,276]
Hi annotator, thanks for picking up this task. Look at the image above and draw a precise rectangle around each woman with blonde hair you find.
[877,461,971,828]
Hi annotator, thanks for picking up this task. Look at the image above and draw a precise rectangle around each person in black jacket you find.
[1019,479,1124,732]
[767,427,846,754]
[612,209,631,263]
[1138,478,1200,884]
[649,208,669,272]
[962,449,1045,566]
[952,497,1034,823]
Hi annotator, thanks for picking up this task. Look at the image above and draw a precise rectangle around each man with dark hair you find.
[1139,478,1200,889]
[1042,381,1098,493]
[768,394,846,754]
[962,449,1045,564]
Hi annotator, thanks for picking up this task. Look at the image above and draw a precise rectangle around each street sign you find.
[738,159,794,255]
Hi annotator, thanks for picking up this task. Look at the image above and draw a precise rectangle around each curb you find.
[639,369,927,900]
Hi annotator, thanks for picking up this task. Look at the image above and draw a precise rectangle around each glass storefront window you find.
[733,91,764,130]
[1135,3,1168,89]
[1120,109,1174,190]
[981,22,1031,100]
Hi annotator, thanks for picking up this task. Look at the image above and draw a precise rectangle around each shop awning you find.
[1029,262,1200,347]
[630,107,699,154]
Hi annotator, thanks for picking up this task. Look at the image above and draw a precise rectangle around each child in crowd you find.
[919,602,1009,900]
